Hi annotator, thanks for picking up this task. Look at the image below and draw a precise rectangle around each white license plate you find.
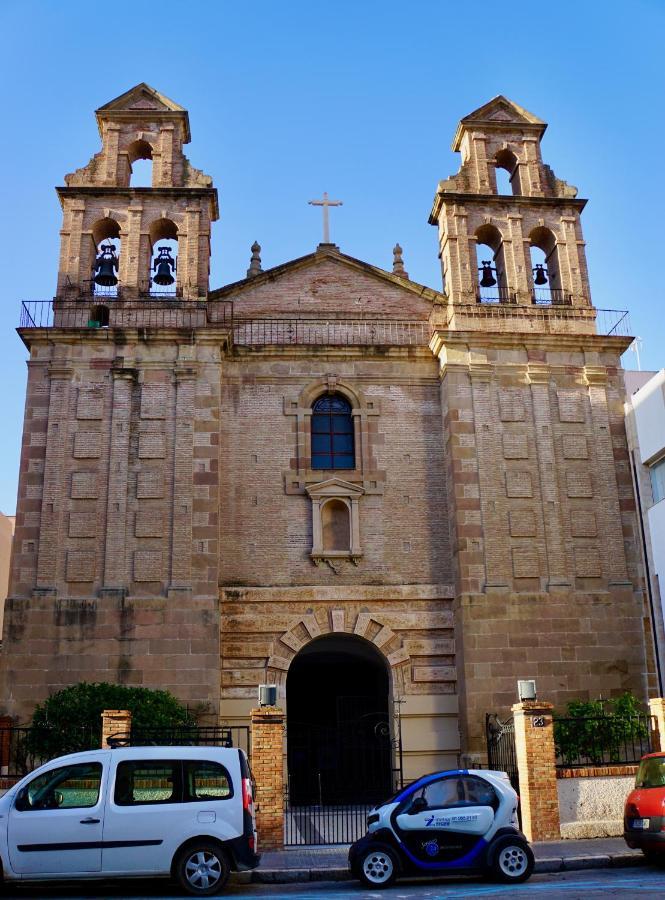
[632,818,650,829]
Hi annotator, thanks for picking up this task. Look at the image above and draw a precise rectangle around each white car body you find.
[0,745,258,884]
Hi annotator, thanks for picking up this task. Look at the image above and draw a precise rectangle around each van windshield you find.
[635,758,665,789]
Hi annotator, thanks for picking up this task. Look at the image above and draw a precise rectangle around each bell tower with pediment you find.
[57,82,218,301]
[429,96,591,315]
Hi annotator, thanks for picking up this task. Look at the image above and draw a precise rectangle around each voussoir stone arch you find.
[266,609,411,687]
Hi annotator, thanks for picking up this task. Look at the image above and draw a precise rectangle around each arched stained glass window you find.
[311,394,355,469]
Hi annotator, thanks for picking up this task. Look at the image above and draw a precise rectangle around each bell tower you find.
[429,96,591,316]
[56,82,218,301]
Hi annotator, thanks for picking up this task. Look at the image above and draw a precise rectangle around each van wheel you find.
[175,842,230,896]
[489,836,534,883]
[358,845,398,888]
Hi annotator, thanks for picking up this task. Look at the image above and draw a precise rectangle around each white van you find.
[0,745,259,896]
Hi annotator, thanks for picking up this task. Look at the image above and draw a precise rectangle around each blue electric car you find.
[349,769,534,888]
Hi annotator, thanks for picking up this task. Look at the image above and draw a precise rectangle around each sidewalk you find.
[252,837,645,883]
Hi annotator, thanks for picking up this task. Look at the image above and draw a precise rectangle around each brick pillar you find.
[101,709,132,748]
[250,706,284,850]
[512,700,560,842]
[649,698,665,751]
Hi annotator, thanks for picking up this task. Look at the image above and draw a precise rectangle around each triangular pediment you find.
[97,83,185,114]
[210,244,443,318]
[453,96,546,150]
[306,478,365,499]
[462,95,544,127]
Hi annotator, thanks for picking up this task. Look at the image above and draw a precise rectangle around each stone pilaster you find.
[102,363,134,591]
[512,700,560,841]
[169,362,195,592]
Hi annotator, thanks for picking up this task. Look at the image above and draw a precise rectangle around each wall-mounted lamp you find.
[517,679,537,702]
[258,684,277,707]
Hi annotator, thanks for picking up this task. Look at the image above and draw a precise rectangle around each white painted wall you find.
[558,775,634,839]
[633,370,665,465]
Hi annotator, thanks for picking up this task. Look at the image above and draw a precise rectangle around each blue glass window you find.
[311,395,355,469]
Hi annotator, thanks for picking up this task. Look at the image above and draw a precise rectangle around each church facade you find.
[2,85,654,788]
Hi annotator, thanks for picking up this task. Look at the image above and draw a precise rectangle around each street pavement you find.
[1,867,665,898]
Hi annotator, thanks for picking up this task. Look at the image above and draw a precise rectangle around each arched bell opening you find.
[127,139,154,188]
[148,218,179,297]
[90,218,121,298]
[495,148,521,196]
[474,224,509,303]
[286,633,393,805]
[529,226,565,305]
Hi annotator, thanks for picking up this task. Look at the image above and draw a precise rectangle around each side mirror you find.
[409,796,428,815]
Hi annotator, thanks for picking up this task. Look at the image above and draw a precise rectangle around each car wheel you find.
[358,845,398,888]
[490,836,534,883]
[175,842,230,896]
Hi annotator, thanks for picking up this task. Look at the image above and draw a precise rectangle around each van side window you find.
[16,762,102,811]
[184,761,233,802]
[114,761,180,806]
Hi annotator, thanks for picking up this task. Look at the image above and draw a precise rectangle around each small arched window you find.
[311,394,354,469]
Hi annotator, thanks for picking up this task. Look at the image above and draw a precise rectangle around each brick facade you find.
[0,88,653,775]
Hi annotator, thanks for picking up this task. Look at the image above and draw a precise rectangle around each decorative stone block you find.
[140,384,168,419]
[499,389,525,422]
[503,433,529,459]
[571,510,597,537]
[566,470,593,498]
[137,469,164,499]
[66,549,96,582]
[506,471,533,498]
[562,434,588,459]
[133,550,163,582]
[557,389,586,423]
[73,431,101,458]
[138,432,166,459]
[76,385,104,419]
[71,471,99,499]
[412,665,457,682]
[509,510,537,537]
[512,546,540,578]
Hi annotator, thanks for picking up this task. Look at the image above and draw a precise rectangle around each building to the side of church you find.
[1,85,654,788]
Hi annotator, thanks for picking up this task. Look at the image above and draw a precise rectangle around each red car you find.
[624,752,665,860]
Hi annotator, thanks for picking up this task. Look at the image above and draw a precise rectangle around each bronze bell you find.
[152,246,176,286]
[533,264,548,286]
[479,261,497,288]
[93,244,119,286]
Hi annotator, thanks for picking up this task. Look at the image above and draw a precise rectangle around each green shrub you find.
[25,682,194,761]
[554,692,648,766]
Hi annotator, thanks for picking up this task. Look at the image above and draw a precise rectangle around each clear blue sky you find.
[0,0,663,514]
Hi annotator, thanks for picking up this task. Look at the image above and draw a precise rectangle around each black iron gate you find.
[284,701,403,846]
[485,712,519,793]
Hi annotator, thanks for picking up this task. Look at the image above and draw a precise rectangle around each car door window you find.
[113,760,180,806]
[16,762,102,811]
[184,760,233,801]
[462,775,499,811]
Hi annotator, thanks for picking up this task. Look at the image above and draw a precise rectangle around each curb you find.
[248,852,646,884]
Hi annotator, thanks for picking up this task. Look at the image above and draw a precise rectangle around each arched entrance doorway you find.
[286,634,392,804]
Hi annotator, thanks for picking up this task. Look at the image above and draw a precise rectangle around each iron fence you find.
[19,299,234,331]
[284,797,380,846]
[554,714,653,768]
[0,723,101,779]
[475,285,517,304]
[233,318,432,346]
[485,713,519,793]
[531,287,573,306]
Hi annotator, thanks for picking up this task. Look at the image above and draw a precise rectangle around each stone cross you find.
[308,192,343,244]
